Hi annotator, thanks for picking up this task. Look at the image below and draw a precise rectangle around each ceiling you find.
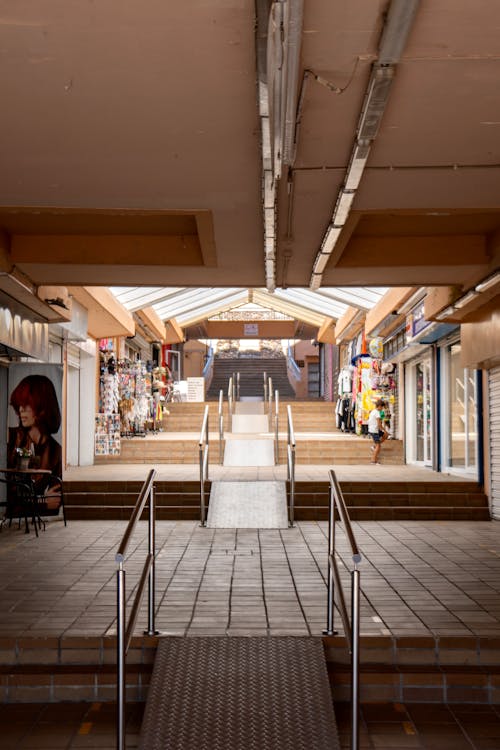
[110,286,388,331]
[0,0,499,296]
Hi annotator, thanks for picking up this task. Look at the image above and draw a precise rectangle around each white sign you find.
[187,377,205,402]
[244,323,259,336]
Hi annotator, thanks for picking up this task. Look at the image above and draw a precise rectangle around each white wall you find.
[79,341,97,466]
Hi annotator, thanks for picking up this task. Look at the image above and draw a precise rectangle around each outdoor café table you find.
[0,468,52,535]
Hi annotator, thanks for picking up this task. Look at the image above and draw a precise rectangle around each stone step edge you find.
[2,635,500,666]
[2,662,498,678]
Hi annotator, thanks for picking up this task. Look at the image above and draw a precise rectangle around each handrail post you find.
[116,564,126,750]
[236,371,240,401]
[218,389,224,465]
[263,371,267,402]
[351,567,360,750]
[199,445,205,525]
[323,480,337,636]
[199,405,209,526]
[146,482,157,636]
[289,445,295,527]
[274,390,279,465]
[287,405,295,527]
[228,377,233,432]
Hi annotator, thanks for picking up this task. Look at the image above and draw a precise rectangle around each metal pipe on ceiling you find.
[309,0,421,290]
[257,0,304,294]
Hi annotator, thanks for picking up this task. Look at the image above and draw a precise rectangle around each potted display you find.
[16,447,32,470]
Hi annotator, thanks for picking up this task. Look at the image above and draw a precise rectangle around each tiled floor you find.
[1,701,500,749]
[0,519,498,639]
[64,462,471,483]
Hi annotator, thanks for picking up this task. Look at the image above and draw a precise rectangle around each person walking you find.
[368,398,388,464]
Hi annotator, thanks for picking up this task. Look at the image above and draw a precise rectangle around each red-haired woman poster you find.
[7,366,63,504]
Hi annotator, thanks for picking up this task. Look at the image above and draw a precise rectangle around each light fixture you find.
[320,226,342,255]
[434,305,456,321]
[475,271,500,293]
[454,290,479,309]
[333,190,356,226]
[312,254,330,275]
[309,0,420,290]
[344,143,371,191]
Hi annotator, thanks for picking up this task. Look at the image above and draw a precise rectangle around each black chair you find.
[0,475,41,536]
[35,475,67,527]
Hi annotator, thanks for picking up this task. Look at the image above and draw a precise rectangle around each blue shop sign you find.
[409,302,430,338]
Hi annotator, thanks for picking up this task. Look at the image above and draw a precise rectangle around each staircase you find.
[63,478,489,521]
[206,355,296,398]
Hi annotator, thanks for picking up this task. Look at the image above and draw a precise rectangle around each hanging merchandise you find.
[116,359,154,436]
[368,337,383,358]
[96,351,121,456]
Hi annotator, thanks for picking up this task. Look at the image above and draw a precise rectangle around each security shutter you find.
[67,343,81,369]
[489,366,500,520]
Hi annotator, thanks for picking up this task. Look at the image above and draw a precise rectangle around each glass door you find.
[448,342,477,473]
[415,359,432,464]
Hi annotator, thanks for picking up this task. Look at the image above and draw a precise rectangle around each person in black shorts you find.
[368,398,388,464]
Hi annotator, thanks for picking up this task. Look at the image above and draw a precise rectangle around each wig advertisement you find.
[7,364,63,483]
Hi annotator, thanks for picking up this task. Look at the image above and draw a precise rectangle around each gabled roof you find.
[110,286,387,328]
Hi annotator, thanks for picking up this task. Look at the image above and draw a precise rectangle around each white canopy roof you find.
[110,286,388,326]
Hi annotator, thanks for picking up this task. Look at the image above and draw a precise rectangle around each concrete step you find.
[2,633,499,704]
[64,479,489,522]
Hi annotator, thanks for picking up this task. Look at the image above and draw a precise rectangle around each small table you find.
[0,468,52,535]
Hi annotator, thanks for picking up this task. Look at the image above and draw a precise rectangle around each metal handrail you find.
[263,371,268,402]
[199,405,210,526]
[116,469,157,750]
[286,405,295,527]
[267,376,273,421]
[228,376,233,432]
[218,389,224,465]
[324,469,361,750]
[274,390,280,465]
[231,371,238,403]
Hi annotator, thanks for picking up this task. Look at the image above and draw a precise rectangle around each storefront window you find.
[448,342,477,471]
[416,360,432,463]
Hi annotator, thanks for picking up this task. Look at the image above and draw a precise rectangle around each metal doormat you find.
[139,636,340,750]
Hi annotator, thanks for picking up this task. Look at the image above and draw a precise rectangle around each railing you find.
[263,371,268,402]
[287,346,302,381]
[267,376,273,420]
[218,389,224,465]
[199,405,209,526]
[273,390,280,465]
[324,470,361,750]
[231,371,239,402]
[286,405,295,527]
[228,376,234,432]
[202,346,214,389]
[115,469,157,750]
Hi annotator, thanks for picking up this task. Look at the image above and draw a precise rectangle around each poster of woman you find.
[7,365,63,500]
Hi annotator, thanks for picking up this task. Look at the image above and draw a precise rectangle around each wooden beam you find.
[12,234,203,266]
[135,307,166,342]
[316,318,336,344]
[69,287,135,338]
[338,235,486,267]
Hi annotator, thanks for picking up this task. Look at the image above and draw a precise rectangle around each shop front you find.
[439,336,480,479]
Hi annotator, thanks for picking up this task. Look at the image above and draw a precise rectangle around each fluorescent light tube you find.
[475,271,500,293]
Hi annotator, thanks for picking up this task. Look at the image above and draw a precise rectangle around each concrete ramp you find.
[139,637,340,750]
[207,481,287,528]
[223,437,275,466]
